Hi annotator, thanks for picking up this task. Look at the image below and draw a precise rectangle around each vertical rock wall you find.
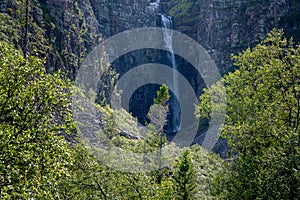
[170,0,300,73]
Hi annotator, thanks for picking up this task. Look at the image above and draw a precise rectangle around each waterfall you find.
[146,0,181,132]
[161,15,181,133]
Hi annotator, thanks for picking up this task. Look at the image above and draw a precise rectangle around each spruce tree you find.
[173,149,197,200]
[145,84,170,184]
[154,84,170,106]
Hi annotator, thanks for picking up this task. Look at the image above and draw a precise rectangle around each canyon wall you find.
[0,0,299,156]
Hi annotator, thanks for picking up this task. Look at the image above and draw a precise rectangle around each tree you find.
[0,41,74,199]
[173,149,197,200]
[153,84,170,106]
[198,29,300,199]
[146,84,170,183]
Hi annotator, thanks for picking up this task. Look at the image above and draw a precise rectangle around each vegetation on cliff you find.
[0,0,300,199]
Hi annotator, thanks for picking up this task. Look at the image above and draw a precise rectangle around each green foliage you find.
[154,84,171,106]
[189,145,226,199]
[147,84,170,183]
[16,0,49,58]
[147,84,170,135]
[60,144,174,200]
[169,0,195,18]
[68,82,227,199]
[96,68,119,106]
[59,138,223,199]
[198,29,300,199]
[0,13,20,47]
[0,41,73,199]
[169,0,198,31]
[173,149,197,200]
[146,84,170,149]
[101,106,119,139]
[195,81,226,120]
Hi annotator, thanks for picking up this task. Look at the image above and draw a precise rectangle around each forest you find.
[0,0,299,199]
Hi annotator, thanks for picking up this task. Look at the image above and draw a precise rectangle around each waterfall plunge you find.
[161,15,181,133]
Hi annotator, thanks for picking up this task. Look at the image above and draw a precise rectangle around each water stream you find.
[161,15,181,133]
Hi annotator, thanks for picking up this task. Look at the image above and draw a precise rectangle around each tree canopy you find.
[198,29,300,199]
[0,41,74,199]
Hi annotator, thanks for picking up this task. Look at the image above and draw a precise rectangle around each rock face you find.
[1,0,299,79]
[90,0,156,37]
[0,0,299,156]
[170,0,300,73]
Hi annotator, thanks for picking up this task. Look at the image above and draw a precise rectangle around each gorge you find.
[0,0,299,156]
[1,1,300,199]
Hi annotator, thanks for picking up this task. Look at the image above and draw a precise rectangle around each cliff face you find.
[0,0,299,156]
[170,0,300,73]
[1,0,299,78]
[89,0,155,37]
[0,0,157,77]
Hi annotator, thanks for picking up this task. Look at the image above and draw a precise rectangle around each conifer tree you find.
[154,84,170,106]
[173,149,197,200]
[145,84,170,183]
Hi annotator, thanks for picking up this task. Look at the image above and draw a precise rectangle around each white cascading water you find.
[161,15,181,133]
